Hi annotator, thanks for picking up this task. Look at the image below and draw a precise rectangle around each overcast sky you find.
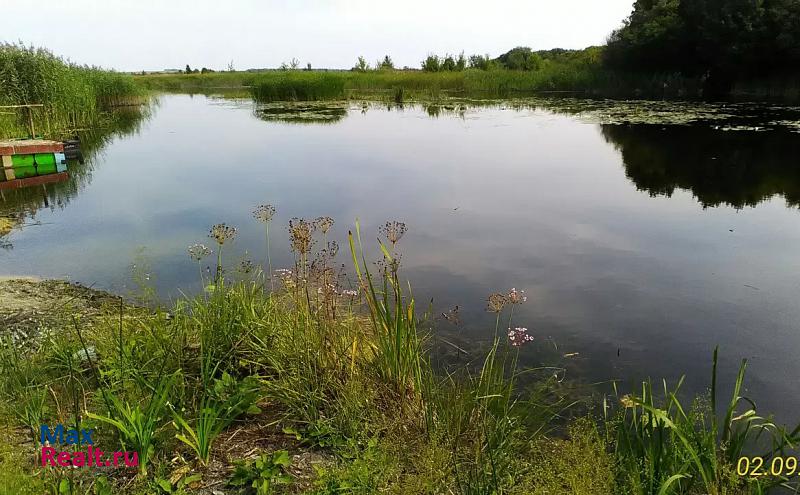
[2,0,634,71]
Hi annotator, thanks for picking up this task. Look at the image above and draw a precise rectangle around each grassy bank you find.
[1,213,798,494]
[0,43,144,139]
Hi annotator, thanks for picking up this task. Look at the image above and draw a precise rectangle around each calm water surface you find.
[2,94,800,423]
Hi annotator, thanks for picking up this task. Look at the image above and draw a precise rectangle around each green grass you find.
[0,212,797,494]
[134,66,710,103]
[134,71,263,91]
[0,43,144,139]
[605,348,800,494]
[136,69,800,104]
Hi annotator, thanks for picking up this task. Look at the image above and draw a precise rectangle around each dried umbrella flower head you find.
[253,204,276,223]
[508,327,534,347]
[376,253,402,276]
[379,221,407,245]
[187,243,212,261]
[288,218,316,255]
[238,259,255,274]
[507,288,527,304]
[342,289,358,297]
[209,223,237,245]
[487,293,508,313]
[314,216,335,234]
[325,240,339,258]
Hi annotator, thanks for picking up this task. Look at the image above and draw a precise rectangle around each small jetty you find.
[0,139,69,190]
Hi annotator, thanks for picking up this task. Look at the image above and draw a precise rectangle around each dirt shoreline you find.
[0,277,127,340]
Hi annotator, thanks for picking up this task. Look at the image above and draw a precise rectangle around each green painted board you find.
[11,154,34,168]
[36,162,57,175]
[14,165,36,178]
[34,153,55,166]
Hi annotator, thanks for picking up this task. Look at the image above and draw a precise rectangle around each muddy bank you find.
[0,277,127,344]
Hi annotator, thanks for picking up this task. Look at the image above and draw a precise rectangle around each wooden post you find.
[0,104,43,138]
[26,106,36,138]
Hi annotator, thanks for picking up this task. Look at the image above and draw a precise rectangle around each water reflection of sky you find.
[2,94,799,425]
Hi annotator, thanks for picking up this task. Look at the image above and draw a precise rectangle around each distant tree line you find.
[421,53,467,72]
[605,0,800,94]
[237,0,800,99]
[419,47,601,72]
[351,55,397,71]
[184,65,215,74]
[346,48,601,73]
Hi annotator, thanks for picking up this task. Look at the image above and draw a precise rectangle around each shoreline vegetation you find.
[2,33,798,142]
[131,26,800,104]
[134,66,800,104]
[0,43,144,140]
[1,216,799,494]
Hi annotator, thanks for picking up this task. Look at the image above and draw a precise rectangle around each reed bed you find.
[0,43,144,139]
[135,66,710,103]
[250,72,346,102]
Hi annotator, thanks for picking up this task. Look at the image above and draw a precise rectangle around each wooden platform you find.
[0,172,69,190]
[0,139,64,156]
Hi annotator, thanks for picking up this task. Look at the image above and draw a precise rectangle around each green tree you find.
[185,64,192,74]
[379,55,394,70]
[353,56,369,72]
[679,0,765,85]
[496,47,544,70]
[455,52,467,71]
[421,54,441,72]
[468,54,493,70]
[605,0,800,95]
[441,54,456,71]
[605,0,686,72]
[761,0,800,73]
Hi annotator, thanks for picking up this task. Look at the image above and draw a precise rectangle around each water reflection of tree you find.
[601,124,800,209]
[0,105,152,248]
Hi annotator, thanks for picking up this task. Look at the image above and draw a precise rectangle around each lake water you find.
[2,94,800,424]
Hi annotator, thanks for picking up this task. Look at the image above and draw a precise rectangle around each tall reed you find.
[0,42,143,139]
[348,221,424,398]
